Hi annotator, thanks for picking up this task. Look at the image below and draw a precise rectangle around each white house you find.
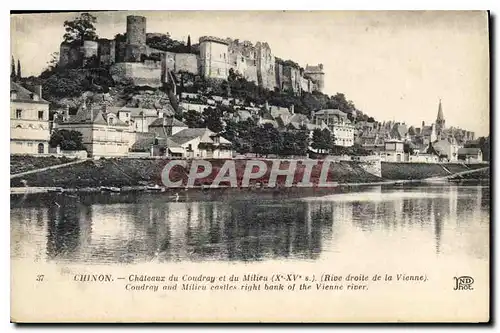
[148,116,188,137]
[381,139,405,162]
[10,81,50,155]
[56,103,135,157]
[457,147,483,163]
[312,109,354,147]
[169,128,233,159]
[433,137,462,162]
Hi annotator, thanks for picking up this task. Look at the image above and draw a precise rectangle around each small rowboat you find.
[100,186,121,193]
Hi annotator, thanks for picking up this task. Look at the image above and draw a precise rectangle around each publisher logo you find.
[453,276,474,291]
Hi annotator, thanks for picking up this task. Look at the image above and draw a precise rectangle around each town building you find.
[457,147,483,163]
[55,103,135,157]
[311,109,354,147]
[10,81,51,155]
[433,137,462,162]
[380,139,405,162]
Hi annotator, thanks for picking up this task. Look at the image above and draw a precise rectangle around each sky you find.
[10,10,490,136]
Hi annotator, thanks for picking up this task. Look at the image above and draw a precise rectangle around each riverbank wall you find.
[10,156,489,191]
[11,158,382,189]
[381,162,488,180]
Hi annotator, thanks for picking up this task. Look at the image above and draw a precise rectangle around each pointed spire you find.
[436,98,444,121]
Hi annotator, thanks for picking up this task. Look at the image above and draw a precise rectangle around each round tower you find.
[125,15,147,62]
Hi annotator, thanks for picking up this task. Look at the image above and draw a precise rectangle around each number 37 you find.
[36,274,44,282]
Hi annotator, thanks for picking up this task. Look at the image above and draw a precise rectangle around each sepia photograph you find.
[9,9,490,323]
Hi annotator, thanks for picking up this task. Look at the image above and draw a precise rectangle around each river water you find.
[10,184,490,265]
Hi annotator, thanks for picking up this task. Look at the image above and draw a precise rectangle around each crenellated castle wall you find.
[58,15,325,95]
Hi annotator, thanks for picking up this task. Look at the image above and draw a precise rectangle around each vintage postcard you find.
[10,10,490,323]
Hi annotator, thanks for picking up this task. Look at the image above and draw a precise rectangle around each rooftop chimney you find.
[290,104,295,114]
[34,85,42,99]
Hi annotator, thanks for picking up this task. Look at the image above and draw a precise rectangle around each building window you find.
[38,111,44,120]
[188,144,192,151]
[16,109,22,119]
[28,142,33,147]
[37,143,44,154]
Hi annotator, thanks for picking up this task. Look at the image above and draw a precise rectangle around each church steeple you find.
[436,99,444,122]
[435,99,445,139]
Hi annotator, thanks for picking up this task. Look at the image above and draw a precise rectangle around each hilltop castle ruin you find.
[59,15,325,95]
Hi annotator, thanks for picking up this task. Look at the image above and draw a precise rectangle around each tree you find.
[63,13,98,45]
[11,57,16,79]
[202,107,224,133]
[16,59,21,79]
[328,93,356,114]
[187,35,191,51]
[41,52,60,78]
[281,129,309,156]
[183,110,205,128]
[49,129,85,151]
[311,128,334,154]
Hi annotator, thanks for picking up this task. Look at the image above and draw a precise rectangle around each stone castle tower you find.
[435,99,445,139]
[125,15,147,62]
[199,36,229,79]
[304,64,325,92]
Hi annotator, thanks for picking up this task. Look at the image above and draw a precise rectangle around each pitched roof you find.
[269,105,291,119]
[458,147,482,155]
[421,125,434,136]
[288,113,310,124]
[65,105,128,127]
[391,124,408,139]
[107,105,175,118]
[170,128,232,146]
[149,117,187,128]
[170,128,212,145]
[314,109,347,117]
[10,81,49,104]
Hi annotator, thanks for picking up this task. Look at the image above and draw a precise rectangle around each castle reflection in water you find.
[10,185,490,264]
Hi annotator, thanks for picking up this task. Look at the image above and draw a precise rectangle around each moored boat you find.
[100,186,121,193]
[146,184,166,192]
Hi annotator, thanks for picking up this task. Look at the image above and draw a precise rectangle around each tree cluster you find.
[11,57,22,80]
[222,120,310,157]
[146,33,199,54]
[63,13,98,45]
[49,129,86,151]
[179,107,225,133]
[465,136,490,161]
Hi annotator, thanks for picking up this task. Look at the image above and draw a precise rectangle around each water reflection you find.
[10,185,490,264]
